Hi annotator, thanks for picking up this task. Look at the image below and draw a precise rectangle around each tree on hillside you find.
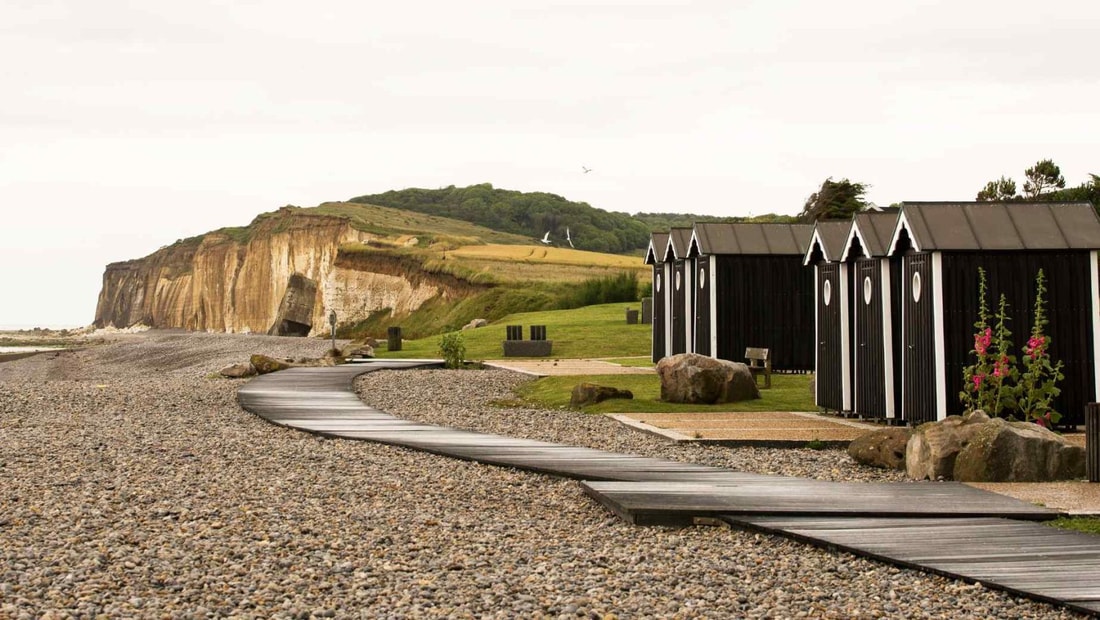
[1023,159,1066,198]
[798,178,869,222]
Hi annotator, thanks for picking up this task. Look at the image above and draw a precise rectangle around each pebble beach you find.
[0,331,1082,618]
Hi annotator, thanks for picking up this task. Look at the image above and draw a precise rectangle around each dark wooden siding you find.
[817,263,844,411]
[695,258,711,356]
[941,251,1095,426]
[855,258,888,418]
[652,265,666,363]
[902,253,936,424]
[671,260,687,355]
[714,255,815,371]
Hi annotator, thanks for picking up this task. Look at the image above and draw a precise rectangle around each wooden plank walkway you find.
[238,363,1100,617]
[726,516,1100,616]
[579,480,1057,526]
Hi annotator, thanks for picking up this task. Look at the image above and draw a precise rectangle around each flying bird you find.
[565,227,575,249]
[540,231,552,245]
[582,166,592,174]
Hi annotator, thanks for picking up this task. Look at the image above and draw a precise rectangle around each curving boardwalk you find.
[239,362,1100,616]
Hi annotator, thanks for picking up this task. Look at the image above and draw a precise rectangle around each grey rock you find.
[569,383,633,408]
[656,353,759,404]
[462,318,488,330]
[953,417,1086,482]
[218,362,256,378]
[905,410,991,480]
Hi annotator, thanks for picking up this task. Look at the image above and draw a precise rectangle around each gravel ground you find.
[0,332,1081,618]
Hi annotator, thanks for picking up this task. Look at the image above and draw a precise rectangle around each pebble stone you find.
[0,332,1082,618]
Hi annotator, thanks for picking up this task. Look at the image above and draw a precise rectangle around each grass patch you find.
[1049,516,1100,536]
[376,302,651,360]
[515,373,816,413]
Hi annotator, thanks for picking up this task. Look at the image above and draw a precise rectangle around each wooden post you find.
[1087,403,1100,483]
[387,326,402,351]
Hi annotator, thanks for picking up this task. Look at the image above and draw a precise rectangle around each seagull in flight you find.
[540,231,552,245]
[582,165,592,174]
[565,227,575,249]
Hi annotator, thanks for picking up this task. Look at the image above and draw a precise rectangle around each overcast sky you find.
[2,0,1099,328]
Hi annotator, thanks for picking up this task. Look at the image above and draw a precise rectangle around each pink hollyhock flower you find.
[972,374,984,390]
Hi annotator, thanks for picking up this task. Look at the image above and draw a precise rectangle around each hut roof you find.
[802,220,853,265]
[663,227,694,262]
[841,210,900,260]
[888,202,1100,255]
[688,223,814,257]
[643,232,670,265]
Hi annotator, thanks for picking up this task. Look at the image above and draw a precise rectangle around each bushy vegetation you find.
[438,332,466,369]
[561,272,640,308]
[350,184,653,253]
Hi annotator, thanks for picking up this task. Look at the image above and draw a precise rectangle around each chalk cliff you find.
[94,209,464,336]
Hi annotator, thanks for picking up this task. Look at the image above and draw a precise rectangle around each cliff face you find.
[94,211,457,335]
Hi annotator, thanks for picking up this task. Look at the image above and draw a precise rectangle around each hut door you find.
[903,254,935,424]
[671,261,686,354]
[817,264,843,411]
[652,265,666,362]
[855,259,886,417]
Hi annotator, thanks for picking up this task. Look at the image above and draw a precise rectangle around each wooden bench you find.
[745,347,771,389]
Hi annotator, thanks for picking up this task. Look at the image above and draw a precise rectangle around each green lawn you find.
[1049,516,1100,536]
[376,302,651,360]
[516,373,816,413]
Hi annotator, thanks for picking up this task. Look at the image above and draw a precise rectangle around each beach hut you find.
[887,201,1100,426]
[803,220,856,413]
[644,232,671,362]
[839,209,903,421]
[663,228,695,355]
[687,223,815,371]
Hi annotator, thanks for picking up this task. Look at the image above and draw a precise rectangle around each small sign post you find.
[328,310,337,353]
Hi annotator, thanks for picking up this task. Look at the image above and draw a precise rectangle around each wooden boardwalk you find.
[239,363,1100,617]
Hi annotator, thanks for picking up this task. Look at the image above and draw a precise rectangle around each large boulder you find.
[906,410,991,480]
[462,318,488,330]
[848,427,912,470]
[953,418,1085,482]
[656,353,760,404]
[342,342,375,359]
[570,383,634,408]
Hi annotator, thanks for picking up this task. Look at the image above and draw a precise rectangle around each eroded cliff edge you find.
[94,209,469,336]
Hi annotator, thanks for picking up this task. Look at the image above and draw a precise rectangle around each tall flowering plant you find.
[987,293,1019,418]
[1015,269,1064,426]
[960,268,994,413]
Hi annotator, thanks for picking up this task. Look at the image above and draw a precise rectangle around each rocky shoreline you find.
[0,332,1079,618]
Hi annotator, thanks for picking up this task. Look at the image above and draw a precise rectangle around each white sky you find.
[2,0,1099,328]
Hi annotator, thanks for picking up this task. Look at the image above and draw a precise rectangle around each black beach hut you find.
[803,220,855,413]
[644,232,671,362]
[663,228,695,355]
[887,202,1100,426]
[840,210,903,421]
[687,223,815,370]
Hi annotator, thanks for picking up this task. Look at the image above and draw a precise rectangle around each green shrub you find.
[439,331,466,369]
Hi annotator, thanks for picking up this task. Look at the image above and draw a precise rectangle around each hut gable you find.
[644,232,670,265]
[689,223,813,256]
[888,202,1100,255]
[803,221,853,265]
[663,228,693,262]
[842,211,899,261]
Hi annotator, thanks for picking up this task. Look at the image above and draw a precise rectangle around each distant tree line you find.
[977,159,1100,207]
[351,184,652,253]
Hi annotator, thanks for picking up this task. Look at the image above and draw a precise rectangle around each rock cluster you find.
[0,332,1074,618]
[906,410,1085,482]
[848,427,911,470]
